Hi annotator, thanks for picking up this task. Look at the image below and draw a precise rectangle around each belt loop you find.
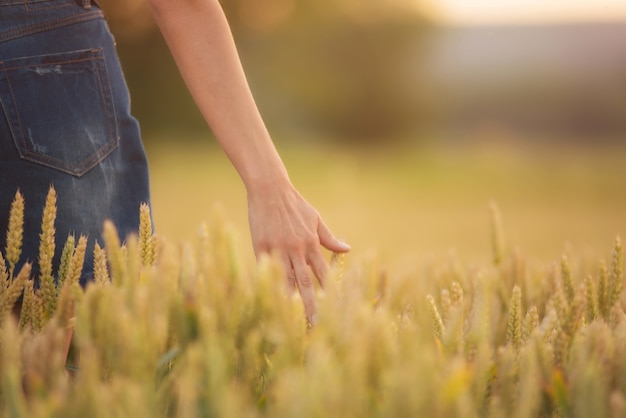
[81,0,92,9]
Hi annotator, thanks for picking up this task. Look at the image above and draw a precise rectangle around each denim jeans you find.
[0,0,151,287]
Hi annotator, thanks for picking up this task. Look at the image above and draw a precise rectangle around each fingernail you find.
[339,240,351,250]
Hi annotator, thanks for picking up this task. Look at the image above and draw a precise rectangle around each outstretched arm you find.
[147,0,350,322]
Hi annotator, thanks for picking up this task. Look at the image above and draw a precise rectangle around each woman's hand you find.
[247,179,350,323]
[148,0,349,321]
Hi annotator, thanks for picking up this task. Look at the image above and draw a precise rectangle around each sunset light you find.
[433,0,626,25]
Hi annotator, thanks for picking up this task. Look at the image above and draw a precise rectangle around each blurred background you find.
[101,0,626,144]
[98,0,626,269]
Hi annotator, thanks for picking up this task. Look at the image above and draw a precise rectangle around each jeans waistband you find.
[0,0,104,44]
[0,0,98,8]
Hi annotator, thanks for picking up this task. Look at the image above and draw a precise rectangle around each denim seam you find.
[24,0,76,12]
[3,56,96,71]
[25,3,74,12]
[98,48,120,144]
[0,64,21,159]
[2,64,28,165]
[0,9,103,43]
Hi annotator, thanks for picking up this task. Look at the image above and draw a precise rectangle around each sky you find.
[433,0,626,25]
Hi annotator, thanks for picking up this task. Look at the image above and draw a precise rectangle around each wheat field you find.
[1,140,625,417]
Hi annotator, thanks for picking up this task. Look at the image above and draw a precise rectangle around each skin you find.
[146,0,351,322]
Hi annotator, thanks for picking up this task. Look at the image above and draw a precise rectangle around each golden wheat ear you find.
[0,262,30,323]
[0,191,26,324]
[139,203,155,267]
[103,220,125,286]
[427,294,445,340]
[506,285,522,351]
[93,242,110,286]
[66,236,88,287]
[5,190,24,279]
[38,186,58,324]
[609,236,623,308]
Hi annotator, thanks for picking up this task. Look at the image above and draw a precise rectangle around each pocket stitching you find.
[0,48,119,176]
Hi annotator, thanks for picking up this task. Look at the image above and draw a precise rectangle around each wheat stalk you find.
[0,252,8,300]
[93,242,110,286]
[103,220,125,286]
[139,203,155,267]
[5,190,24,279]
[598,260,610,320]
[427,294,444,340]
[489,201,505,266]
[609,236,623,308]
[440,288,451,323]
[65,235,87,287]
[18,279,34,331]
[0,263,30,323]
[450,281,464,306]
[56,234,75,291]
[522,305,539,342]
[38,187,57,321]
[561,255,575,304]
[506,285,522,351]
[31,291,44,332]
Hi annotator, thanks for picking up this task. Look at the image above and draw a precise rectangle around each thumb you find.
[318,220,350,253]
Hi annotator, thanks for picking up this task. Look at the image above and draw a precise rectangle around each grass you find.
[147,139,626,267]
[0,138,625,417]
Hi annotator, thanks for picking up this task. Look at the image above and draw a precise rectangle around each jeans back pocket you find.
[0,48,119,177]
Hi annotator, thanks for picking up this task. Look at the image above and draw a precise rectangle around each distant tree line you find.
[100,0,432,144]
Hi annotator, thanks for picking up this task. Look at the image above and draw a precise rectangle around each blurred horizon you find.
[432,0,626,26]
[99,0,626,147]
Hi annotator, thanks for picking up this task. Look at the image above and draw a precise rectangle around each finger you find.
[318,220,350,253]
[252,239,270,259]
[281,254,297,295]
[293,258,317,323]
[308,251,330,289]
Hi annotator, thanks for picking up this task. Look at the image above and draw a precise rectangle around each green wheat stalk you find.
[56,234,75,291]
[64,235,88,286]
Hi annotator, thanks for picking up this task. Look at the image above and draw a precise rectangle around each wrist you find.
[245,171,293,199]
[242,159,292,197]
